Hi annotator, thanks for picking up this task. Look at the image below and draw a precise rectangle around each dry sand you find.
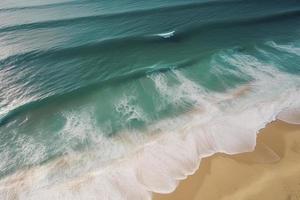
[154,120,300,200]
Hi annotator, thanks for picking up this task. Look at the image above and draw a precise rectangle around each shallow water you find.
[1,0,300,199]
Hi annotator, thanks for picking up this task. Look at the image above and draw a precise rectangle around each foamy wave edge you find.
[1,50,300,200]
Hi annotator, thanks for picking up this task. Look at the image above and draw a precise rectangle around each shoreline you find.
[154,120,300,200]
[1,119,299,199]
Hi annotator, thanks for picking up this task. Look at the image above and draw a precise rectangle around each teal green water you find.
[0,0,300,199]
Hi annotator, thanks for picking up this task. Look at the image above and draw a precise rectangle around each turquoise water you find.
[1,0,300,199]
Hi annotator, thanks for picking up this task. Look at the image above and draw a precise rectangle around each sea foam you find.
[0,47,300,200]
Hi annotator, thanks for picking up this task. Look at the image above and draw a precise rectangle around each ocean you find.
[0,0,300,199]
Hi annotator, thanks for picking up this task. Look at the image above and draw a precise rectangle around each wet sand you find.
[154,120,300,200]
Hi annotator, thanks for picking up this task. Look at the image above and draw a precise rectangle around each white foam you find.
[1,49,300,200]
[277,107,300,125]
[148,70,213,112]
[115,95,147,122]
[154,31,175,39]
[266,41,300,56]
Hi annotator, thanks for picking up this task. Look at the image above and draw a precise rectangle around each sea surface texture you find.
[0,0,300,199]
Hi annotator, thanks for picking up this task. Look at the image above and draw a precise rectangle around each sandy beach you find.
[154,120,300,200]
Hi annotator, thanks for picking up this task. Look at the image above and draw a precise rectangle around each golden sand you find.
[154,120,300,200]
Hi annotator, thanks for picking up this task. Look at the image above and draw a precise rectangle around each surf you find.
[1,0,300,199]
